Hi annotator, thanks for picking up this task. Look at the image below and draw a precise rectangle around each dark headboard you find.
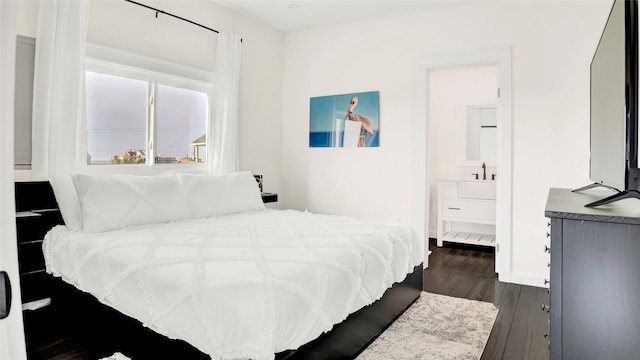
[15,181,59,213]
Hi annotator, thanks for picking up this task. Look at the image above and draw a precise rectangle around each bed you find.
[26,172,423,359]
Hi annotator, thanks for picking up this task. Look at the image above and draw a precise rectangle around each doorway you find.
[412,48,512,280]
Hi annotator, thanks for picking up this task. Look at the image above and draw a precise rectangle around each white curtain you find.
[32,0,90,179]
[209,32,243,174]
[0,1,27,359]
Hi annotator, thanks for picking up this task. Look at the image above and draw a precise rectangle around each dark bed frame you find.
[16,181,423,359]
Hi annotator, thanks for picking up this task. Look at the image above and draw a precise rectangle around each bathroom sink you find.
[457,180,496,200]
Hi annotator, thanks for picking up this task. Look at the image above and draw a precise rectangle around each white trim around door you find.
[412,47,513,280]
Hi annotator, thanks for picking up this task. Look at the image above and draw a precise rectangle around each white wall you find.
[15,0,285,198]
[281,1,612,283]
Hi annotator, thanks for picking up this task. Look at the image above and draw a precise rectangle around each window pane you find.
[155,85,208,164]
[14,36,35,169]
[86,71,147,165]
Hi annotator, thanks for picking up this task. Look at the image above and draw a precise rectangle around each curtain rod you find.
[124,0,220,34]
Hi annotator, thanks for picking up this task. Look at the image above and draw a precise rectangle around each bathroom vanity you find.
[436,179,496,247]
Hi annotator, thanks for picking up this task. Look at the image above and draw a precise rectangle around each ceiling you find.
[216,1,476,33]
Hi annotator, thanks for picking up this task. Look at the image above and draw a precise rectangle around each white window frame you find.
[80,43,214,175]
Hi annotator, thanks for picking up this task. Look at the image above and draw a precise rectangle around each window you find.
[12,41,213,173]
[14,35,35,170]
[86,72,148,164]
[85,45,212,168]
[155,84,209,164]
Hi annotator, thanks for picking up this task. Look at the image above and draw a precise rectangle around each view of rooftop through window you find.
[156,84,208,163]
[85,71,208,165]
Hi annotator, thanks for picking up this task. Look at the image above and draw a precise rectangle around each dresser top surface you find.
[546,188,640,224]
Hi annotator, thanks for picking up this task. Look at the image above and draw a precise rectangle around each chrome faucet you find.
[482,162,487,180]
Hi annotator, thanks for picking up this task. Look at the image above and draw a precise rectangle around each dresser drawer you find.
[16,210,63,243]
[20,271,55,304]
[22,302,59,349]
[18,240,45,274]
[442,199,496,221]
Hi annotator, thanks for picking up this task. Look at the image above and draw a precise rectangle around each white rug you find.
[357,292,499,360]
[101,292,498,360]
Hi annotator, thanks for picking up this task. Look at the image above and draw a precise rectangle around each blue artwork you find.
[309,91,379,148]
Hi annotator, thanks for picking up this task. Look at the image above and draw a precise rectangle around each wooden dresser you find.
[545,188,640,360]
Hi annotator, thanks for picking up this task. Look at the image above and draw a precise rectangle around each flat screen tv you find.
[574,0,640,207]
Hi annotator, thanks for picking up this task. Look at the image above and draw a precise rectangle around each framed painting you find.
[309,91,379,148]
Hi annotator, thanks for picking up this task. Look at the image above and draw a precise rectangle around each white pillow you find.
[72,173,191,233]
[50,176,83,232]
[179,171,265,219]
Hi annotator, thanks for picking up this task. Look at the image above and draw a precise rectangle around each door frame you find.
[1,0,27,358]
[412,47,512,279]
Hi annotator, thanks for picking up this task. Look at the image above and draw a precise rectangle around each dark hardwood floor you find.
[425,238,549,360]
[29,239,548,360]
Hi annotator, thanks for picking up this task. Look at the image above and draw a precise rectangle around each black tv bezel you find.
[576,0,640,206]
[625,0,639,191]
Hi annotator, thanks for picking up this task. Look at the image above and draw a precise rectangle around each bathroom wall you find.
[427,65,498,238]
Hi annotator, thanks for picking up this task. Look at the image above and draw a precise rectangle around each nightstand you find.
[261,192,278,203]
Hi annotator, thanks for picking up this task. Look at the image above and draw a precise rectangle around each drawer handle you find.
[447,207,461,210]
[544,278,550,285]
[541,303,550,313]
[544,245,550,253]
[0,271,11,319]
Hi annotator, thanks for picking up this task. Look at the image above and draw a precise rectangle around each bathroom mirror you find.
[455,102,497,167]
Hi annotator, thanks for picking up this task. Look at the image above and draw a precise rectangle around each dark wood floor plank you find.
[466,277,495,301]
[423,266,454,292]
[448,271,481,298]
[30,335,104,360]
[480,277,508,306]
[480,283,521,360]
[502,285,539,359]
[426,238,549,360]
[435,271,469,296]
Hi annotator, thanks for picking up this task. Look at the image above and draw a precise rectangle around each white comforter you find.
[43,209,423,360]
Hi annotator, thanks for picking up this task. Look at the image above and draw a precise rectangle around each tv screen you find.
[579,0,640,206]
[590,0,627,191]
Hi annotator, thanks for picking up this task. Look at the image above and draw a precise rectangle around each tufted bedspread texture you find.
[43,209,423,360]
